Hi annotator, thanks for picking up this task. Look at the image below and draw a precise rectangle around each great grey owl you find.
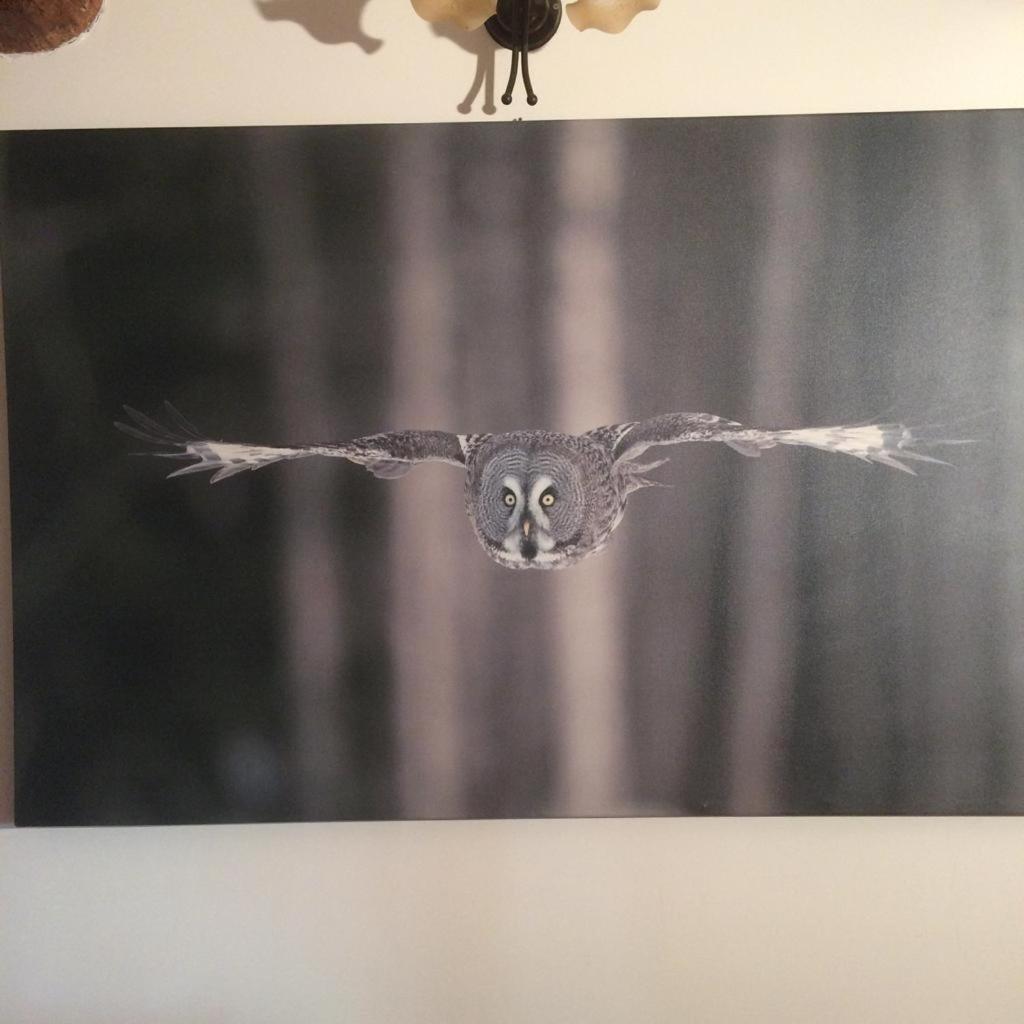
[116,403,961,571]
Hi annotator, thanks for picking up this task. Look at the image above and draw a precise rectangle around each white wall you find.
[2,2,1024,1021]
[1,0,1022,128]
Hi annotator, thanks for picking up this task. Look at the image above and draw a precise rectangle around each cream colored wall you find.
[1,0,1022,127]
[2,3,1024,1021]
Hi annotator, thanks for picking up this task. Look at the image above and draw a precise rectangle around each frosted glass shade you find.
[566,0,661,33]
[410,0,499,31]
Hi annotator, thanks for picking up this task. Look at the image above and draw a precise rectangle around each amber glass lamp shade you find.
[410,0,661,106]
[566,0,661,33]
[410,0,499,31]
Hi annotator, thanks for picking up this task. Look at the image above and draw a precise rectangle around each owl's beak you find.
[519,517,539,561]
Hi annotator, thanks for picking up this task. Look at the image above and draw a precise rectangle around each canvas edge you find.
[0,258,14,826]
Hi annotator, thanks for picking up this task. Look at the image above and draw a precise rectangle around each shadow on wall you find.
[430,22,498,115]
[251,0,500,115]
[254,0,383,53]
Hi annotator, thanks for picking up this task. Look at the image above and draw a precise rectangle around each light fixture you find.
[411,0,661,106]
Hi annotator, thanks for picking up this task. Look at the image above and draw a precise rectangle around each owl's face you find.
[466,434,615,570]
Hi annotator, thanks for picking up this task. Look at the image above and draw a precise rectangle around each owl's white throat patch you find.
[491,545,564,570]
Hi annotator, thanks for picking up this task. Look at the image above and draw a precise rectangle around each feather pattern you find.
[116,402,976,571]
[609,412,975,476]
[114,403,467,483]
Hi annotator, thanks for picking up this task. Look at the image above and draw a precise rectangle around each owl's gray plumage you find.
[464,430,624,569]
[116,403,962,571]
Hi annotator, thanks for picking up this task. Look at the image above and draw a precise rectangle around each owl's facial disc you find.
[471,444,589,570]
[498,474,558,564]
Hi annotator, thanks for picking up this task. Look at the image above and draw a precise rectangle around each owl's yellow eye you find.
[540,490,556,508]
[502,489,516,507]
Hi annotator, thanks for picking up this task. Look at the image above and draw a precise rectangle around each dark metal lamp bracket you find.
[485,0,562,106]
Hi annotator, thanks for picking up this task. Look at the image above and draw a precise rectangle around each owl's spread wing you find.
[596,411,966,475]
[116,403,470,483]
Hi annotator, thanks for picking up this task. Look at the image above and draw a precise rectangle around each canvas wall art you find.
[2,111,1021,825]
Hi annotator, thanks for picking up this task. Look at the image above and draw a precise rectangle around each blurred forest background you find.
[1,112,1021,825]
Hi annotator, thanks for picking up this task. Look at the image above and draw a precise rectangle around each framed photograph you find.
[2,111,1020,826]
